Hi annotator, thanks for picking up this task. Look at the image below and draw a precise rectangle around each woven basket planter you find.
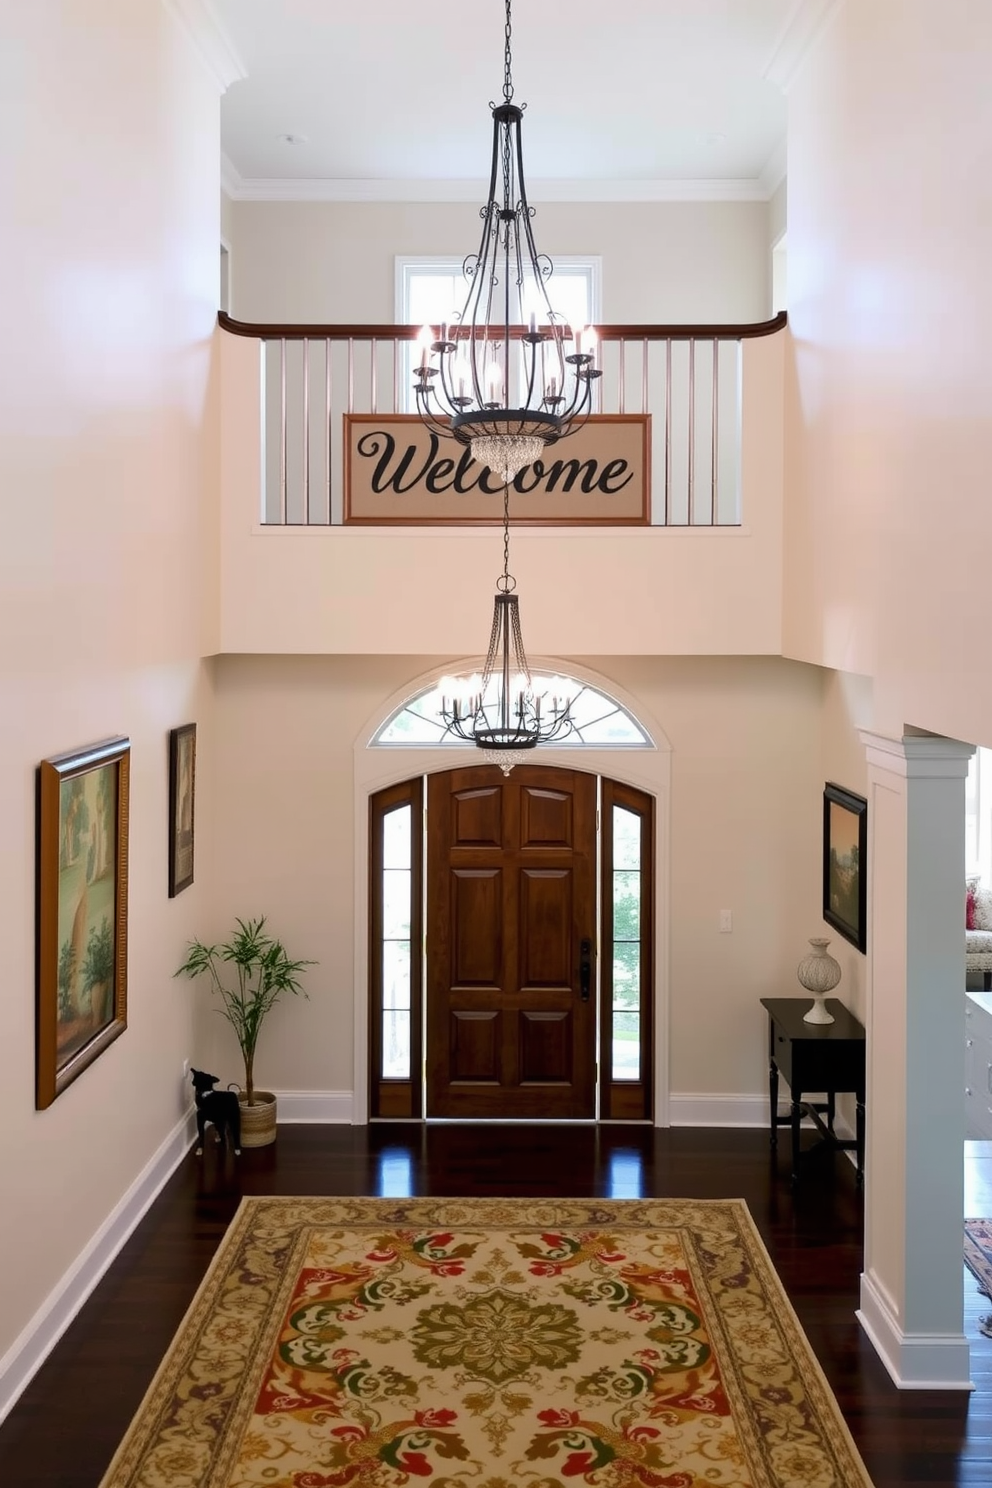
[238,1090,277,1148]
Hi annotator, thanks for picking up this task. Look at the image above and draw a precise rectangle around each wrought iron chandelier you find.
[440,483,574,773]
[413,0,601,486]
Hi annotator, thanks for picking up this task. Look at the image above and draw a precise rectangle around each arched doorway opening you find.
[353,660,671,1124]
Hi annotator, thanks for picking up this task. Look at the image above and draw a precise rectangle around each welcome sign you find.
[344,414,650,524]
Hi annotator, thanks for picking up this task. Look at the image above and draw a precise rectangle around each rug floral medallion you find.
[99,1197,873,1488]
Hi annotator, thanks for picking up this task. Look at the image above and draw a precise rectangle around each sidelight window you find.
[601,780,653,1120]
[381,805,413,1078]
[611,806,642,1080]
[369,779,423,1117]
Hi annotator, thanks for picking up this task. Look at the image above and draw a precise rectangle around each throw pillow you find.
[975,886,992,933]
[968,888,977,930]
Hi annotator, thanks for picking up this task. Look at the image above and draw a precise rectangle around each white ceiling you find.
[211,0,801,201]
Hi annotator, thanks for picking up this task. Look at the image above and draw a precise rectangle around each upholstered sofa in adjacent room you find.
[967,878,992,988]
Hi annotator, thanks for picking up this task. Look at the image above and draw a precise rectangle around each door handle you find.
[580,938,592,1001]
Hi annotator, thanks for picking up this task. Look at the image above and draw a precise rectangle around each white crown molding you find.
[759,137,788,197]
[221,150,245,199]
[162,0,247,93]
[223,174,772,205]
[0,1106,196,1426]
[763,0,843,92]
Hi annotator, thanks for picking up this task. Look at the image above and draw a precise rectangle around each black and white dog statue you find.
[190,1068,241,1156]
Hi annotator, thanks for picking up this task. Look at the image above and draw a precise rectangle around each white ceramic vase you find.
[797,937,841,1024]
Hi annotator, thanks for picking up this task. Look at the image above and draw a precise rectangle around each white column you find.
[857,731,974,1389]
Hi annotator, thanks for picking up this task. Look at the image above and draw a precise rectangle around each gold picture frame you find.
[168,723,196,897]
[37,737,130,1109]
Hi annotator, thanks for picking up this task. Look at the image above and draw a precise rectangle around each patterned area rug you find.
[99,1197,873,1488]
[964,1217,992,1298]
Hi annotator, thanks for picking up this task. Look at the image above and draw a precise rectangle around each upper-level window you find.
[395,256,602,413]
[374,673,650,749]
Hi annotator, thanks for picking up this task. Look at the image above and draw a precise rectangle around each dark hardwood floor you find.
[1,1124,990,1486]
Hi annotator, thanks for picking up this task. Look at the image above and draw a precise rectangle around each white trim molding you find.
[858,1270,973,1391]
[759,138,788,197]
[163,0,247,93]
[222,175,776,205]
[763,0,843,92]
[221,151,245,200]
[274,1090,354,1123]
[0,1107,196,1427]
[669,1094,768,1127]
[669,1095,856,1146]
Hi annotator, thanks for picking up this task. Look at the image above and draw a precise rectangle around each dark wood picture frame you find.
[168,723,196,897]
[823,782,867,953]
[37,737,130,1109]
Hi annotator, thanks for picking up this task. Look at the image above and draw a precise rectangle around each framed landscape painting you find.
[168,723,196,897]
[37,737,130,1108]
[823,782,867,953]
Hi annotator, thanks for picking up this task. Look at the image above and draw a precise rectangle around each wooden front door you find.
[426,764,597,1118]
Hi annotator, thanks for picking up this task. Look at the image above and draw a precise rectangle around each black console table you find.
[760,997,866,1183]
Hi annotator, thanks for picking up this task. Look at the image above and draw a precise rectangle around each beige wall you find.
[783,0,992,752]
[0,1,219,1372]
[205,652,827,1104]
[768,179,787,249]
[228,199,773,325]
[221,189,235,250]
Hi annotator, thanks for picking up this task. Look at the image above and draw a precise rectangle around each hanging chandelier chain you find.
[497,481,515,593]
[503,0,513,102]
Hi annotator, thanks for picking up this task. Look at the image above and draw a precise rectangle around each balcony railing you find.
[218,311,786,529]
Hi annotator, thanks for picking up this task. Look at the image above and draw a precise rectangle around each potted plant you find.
[174,916,314,1147]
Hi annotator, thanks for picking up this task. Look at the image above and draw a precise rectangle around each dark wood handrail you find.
[217,310,787,342]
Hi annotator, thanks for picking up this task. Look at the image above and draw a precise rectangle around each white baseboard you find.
[273,1090,844,1133]
[668,1094,769,1126]
[0,1105,197,1427]
[857,1269,973,1390]
[667,1094,857,1153]
[274,1090,354,1123]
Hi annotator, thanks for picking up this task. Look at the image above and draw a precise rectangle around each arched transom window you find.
[373,673,652,749]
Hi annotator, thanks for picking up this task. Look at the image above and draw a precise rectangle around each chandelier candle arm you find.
[413,0,601,486]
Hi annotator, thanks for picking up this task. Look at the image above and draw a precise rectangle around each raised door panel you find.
[518,868,572,988]
[519,786,573,849]
[451,787,503,848]
[520,1010,571,1083]
[450,869,501,987]
[450,1010,501,1083]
